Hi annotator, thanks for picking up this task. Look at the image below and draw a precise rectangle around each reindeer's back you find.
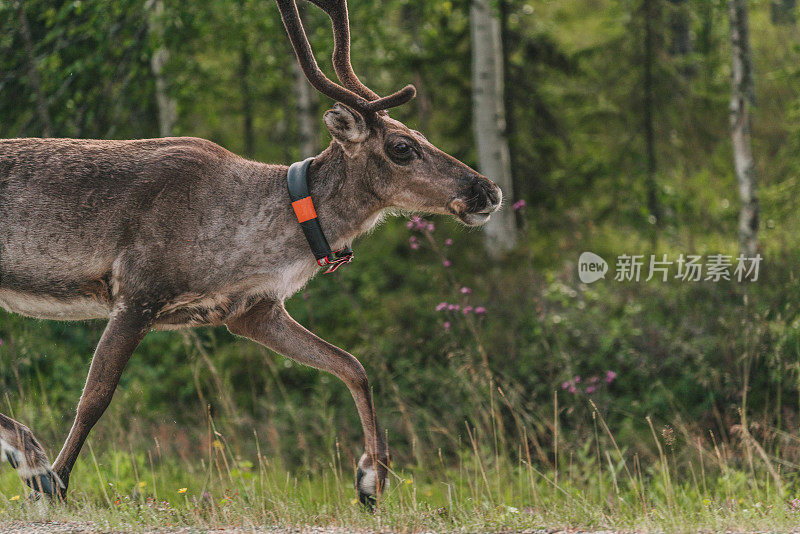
[0,137,249,319]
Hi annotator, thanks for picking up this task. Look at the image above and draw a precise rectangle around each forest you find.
[1,0,800,531]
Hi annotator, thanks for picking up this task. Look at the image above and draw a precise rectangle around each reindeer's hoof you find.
[357,487,377,510]
[355,453,387,511]
[24,468,64,498]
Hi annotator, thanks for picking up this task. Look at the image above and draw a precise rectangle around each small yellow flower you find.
[212,440,224,451]
[738,498,744,504]
[9,496,19,501]
[178,488,187,494]
[137,481,147,489]
[702,498,711,506]
[350,498,358,505]
[404,478,413,485]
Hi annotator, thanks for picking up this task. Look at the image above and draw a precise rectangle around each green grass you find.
[2,404,800,533]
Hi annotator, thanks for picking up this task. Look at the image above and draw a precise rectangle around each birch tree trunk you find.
[146,0,176,137]
[293,60,319,159]
[728,0,759,257]
[471,0,516,257]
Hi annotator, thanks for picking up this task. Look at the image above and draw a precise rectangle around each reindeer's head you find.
[277,0,502,226]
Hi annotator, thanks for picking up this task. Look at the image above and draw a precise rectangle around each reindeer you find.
[0,0,501,506]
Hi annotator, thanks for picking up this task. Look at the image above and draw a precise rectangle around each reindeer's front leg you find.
[226,300,388,508]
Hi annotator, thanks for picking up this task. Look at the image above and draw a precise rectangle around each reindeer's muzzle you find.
[451,174,502,226]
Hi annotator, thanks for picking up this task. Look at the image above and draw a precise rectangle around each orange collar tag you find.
[291,196,317,223]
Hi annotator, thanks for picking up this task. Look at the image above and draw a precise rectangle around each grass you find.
[2,398,800,533]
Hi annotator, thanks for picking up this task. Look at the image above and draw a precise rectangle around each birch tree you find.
[728,0,759,256]
[294,60,319,159]
[471,0,516,256]
[146,0,176,137]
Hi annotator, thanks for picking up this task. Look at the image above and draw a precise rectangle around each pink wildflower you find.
[443,321,451,331]
[462,306,473,314]
[605,370,617,384]
[443,260,451,267]
[460,287,472,294]
[585,385,596,394]
[435,302,448,312]
[512,199,526,211]
[445,238,453,246]
[474,306,487,315]
[447,304,460,311]
[409,236,419,250]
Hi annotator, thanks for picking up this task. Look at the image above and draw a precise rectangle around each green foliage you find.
[2,0,800,528]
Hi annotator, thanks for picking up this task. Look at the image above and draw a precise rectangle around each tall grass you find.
[2,384,799,532]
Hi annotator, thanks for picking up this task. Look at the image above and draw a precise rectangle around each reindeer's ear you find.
[324,103,368,144]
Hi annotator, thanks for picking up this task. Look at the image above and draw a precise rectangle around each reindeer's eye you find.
[386,137,418,164]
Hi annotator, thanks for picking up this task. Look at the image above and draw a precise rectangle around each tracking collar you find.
[287,157,354,274]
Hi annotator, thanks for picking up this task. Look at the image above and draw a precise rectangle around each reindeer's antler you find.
[276,0,416,116]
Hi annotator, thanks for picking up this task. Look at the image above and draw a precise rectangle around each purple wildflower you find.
[447,304,460,311]
[574,375,581,383]
[585,385,596,394]
[561,381,570,390]
[409,236,420,250]
[512,199,527,211]
[474,306,487,315]
[443,321,451,331]
[605,370,617,384]
[462,306,473,314]
[407,215,433,232]
[435,302,448,312]
[445,238,453,246]
[443,259,452,267]
[460,286,472,294]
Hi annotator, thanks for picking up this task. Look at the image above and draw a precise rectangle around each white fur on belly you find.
[0,289,110,320]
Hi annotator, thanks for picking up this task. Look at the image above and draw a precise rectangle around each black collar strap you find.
[287,157,354,274]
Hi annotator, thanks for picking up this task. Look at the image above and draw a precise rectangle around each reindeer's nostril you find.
[484,182,500,206]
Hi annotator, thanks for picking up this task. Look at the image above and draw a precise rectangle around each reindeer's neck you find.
[303,143,385,251]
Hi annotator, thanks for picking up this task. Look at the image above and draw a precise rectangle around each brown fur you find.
[0,0,501,505]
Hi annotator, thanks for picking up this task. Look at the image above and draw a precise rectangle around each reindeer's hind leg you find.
[0,413,64,495]
[49,304,152,499]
